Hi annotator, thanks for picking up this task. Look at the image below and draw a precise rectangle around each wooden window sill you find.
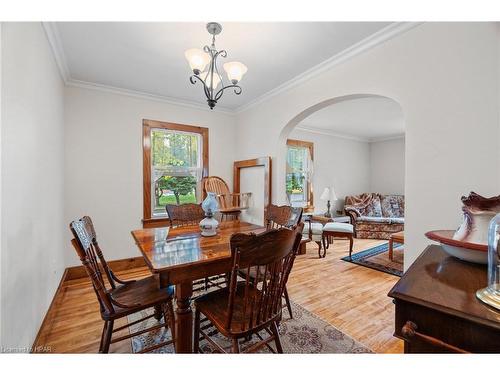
[142,217,171,228]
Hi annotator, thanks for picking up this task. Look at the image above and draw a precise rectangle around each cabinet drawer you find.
[394,300,500,353]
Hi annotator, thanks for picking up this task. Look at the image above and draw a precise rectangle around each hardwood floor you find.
[288,238,403,353]
[36,238,403,353]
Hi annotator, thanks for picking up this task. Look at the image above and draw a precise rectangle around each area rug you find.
[341,242,403,277]
[128,300,372,354]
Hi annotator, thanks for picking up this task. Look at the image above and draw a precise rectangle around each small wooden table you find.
[303,213,351,224]
[388,245,500,353]
[131,221,265,353]
[389,231,404,260]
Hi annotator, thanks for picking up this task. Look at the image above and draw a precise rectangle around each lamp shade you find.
[331,187,338,201]
[202,71,221,89]
[202,192,219,214]
[320,187,330,201]
[223,61,248,84]
[185,49,209,73]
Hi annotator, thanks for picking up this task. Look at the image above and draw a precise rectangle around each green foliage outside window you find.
[155,175,197,206]
[151,130,200,211]
[286,173,305,194]
[286,145,308,195]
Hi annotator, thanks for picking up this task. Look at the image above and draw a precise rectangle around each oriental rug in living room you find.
[341,242,403,277]
[128,300,372,354]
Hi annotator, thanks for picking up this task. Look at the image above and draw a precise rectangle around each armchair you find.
[203,176,251,221]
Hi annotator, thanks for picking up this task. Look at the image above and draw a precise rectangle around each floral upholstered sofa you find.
[344,193,404,239]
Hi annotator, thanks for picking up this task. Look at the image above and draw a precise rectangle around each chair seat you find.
[220,208,242,214]
[238,266,265,282]
[105,276,174,319]
[194,282,272,338]
[302,222,323,235]
[323,222,354,234]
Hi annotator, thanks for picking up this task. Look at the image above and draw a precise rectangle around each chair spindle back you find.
[203,176,233,210]
[165,203,205,227]
[69,216,115,314]
[265,204,303,230]
[226,223,303,332]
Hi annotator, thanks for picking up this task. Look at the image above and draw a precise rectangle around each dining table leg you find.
[175,281,194,353]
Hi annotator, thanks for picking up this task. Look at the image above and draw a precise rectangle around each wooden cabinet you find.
[388,245,500,353]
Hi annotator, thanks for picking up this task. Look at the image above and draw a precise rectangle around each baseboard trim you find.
[65,256,147,280]
[32,256,148,349]
[32,267,69,351]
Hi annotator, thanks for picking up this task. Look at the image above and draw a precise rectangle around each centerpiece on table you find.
[199,192,220,237]
[426,192,500,264]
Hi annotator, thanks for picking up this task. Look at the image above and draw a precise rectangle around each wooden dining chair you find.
[165,203,225,290]
[165,203,205,226]
[203,176,251,221]
[265,204,303,230]
[193,223,303,353]
[249,204,303,318]
[69,216,176,353]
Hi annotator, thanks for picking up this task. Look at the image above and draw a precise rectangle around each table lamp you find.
[200,192,219,236]
[320,186,338,218]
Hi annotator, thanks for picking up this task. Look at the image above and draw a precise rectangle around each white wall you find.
[235,23,500,270]
[369,137,405,195]
[1,23,65,349]
[239,166,266,225]
[287,128,371,213]
[64,86,237,265]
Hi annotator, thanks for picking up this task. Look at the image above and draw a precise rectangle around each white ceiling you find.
[54,22,392,111]
[297,96,405,141]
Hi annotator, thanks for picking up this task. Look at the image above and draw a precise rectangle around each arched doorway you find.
[276,94,405,207]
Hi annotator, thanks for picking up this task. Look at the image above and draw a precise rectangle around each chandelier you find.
[185,22,247,110]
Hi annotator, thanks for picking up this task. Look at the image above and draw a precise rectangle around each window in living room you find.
[286,139,314,211]
[142,119,208,224]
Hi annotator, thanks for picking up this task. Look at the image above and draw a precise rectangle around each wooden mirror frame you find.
[233,157,272,218]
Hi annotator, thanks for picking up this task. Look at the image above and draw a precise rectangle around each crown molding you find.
[295,124,370,142]
[66,79,234,114]
[234,22,422,114]
[42,21,421,116]
[369,134,405,143]
[296,124,405,143]
[42,22,70,83]
[42,21,234,115]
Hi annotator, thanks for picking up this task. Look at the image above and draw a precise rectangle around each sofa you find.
[344,193,404,239]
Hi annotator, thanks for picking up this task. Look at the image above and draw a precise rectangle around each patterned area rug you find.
[341,242,403,277]
[128,300,372,354]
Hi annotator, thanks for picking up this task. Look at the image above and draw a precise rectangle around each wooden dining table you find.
[131,220,265,353]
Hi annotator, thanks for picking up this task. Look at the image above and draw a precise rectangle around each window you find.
[143,120,208,226]
[286,139,314,211]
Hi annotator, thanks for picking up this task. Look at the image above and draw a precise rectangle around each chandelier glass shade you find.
[185,22,247,109]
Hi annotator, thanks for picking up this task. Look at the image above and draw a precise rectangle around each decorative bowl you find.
[425,230,488,264]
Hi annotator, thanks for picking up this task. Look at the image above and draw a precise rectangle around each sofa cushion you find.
[390,217,405,224]
[381,195,404,218]
[357,216,392,224]
[357,216,404,224]
[345,193,382,217]
[323,222,354,233]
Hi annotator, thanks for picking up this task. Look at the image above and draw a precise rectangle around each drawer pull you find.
[401,321,469,353]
